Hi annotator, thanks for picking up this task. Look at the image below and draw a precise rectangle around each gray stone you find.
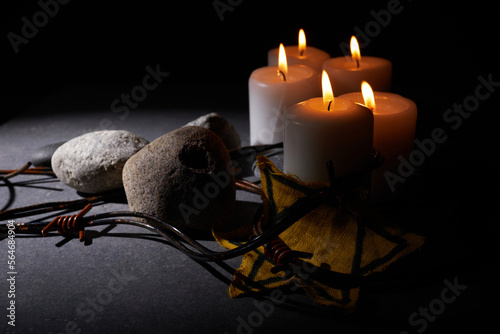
[122,126,235,232]
[30,141,66,167]
[51,130,149,193]
[184,112,241,150]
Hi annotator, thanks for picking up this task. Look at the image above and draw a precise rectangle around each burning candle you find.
[268,29,330,73]
[249,44,321,145]
[284,71,373,183]
[323,36,391,96]
[340,82,417,200]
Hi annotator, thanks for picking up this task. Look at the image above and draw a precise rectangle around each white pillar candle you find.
[249,44,321,145]
[284,71,373,183]
[339,83,417,200]
[268,29,330,73]
[323,36,391,96]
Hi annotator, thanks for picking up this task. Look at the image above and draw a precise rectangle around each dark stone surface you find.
[0,84,498,334]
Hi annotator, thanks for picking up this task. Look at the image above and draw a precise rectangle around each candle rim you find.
[251,64,318,83]
[323,56,392,70]
[269,45,330,58]
[287,96,373,115]
[339,91,416,115]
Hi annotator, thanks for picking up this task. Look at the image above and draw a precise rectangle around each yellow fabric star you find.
[215,156,424,311]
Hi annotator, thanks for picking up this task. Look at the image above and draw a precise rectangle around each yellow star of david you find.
[215,156,424,310]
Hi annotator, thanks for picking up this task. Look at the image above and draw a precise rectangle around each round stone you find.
[30,141,66,167]
[122,126,235,232]
[51,130,149,193]
[184,112,241,150]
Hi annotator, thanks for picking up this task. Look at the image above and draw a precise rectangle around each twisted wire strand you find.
[1,187,330,263]
[81,188,329,262]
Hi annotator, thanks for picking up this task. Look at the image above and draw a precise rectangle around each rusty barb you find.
[41,203,93,242]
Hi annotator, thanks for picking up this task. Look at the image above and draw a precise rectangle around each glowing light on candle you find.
[322,70,334,110]
[298,29,306,57]
[361,81,376,111]
[278,43,288,82]
[350,36,361,68]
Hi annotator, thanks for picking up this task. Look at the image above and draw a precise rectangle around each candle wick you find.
[327,100,332,111]
[355,58,359,69]
[278,70,286,82]
[300,50,304,57]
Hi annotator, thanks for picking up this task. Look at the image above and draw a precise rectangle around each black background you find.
[1,0,499,117]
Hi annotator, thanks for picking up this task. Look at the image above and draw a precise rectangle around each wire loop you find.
[41,203,92,241]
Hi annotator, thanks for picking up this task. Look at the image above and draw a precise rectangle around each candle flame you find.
[322,70,334,110]
[298,29,306,56]
[361,81,375,111]
[278,43,288,81]
[350,36,361,68]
